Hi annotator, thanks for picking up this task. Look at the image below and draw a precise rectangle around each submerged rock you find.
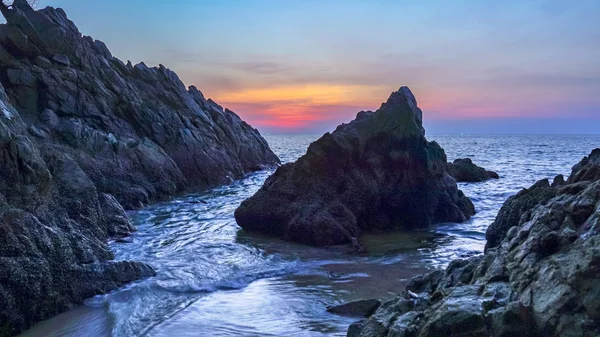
[348,148,600,337]
[0,3,278,335]
[446,158,499,182]
[235,87,475,246]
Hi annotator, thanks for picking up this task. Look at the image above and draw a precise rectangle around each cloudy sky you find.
[41,0,600,134]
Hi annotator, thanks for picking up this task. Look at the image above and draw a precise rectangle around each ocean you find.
[19,134,600,337]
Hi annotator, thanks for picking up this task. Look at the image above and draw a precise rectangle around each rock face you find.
[235,87,475,246]
[445,158,499,182]
[349,148,600,337]
[0,81,155,337]
[0,3,279,209]
[0,3,278,336]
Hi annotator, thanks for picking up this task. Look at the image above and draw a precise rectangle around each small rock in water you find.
[326,299,381,317]
[446,158,499,182]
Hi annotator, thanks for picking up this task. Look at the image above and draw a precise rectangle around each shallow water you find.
[20,134,600,337]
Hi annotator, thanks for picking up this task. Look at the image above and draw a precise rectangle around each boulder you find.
[235,87,475,246]
[98,193,135,237]
[445,158,499,182]
[327,299,382,317]
[349,148,600,337]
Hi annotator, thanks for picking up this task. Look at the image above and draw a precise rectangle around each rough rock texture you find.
[445,158,499,183]
[349,148,600,337]
[235,87,475,246]
[0,3,279,210]
[0,3,278,336]
[0,81,155,336]
[485,179,557,251]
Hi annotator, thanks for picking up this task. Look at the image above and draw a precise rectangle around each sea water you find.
[20,134,600,337]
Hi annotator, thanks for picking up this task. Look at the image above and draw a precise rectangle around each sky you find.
[38,0,600,134]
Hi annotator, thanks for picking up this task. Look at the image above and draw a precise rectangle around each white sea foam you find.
[0,100,13,119]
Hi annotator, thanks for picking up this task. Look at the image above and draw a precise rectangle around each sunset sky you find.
[41,0,600,134]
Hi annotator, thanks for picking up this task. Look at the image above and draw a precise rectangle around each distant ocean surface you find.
[20,134,600,337]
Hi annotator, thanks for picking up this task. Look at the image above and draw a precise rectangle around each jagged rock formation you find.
[0,2,278,336]
[484,178,557,251]
[235,87,475,246]
[349,148,600,337]
[0,2,279,209]
[446,158,499,183]
[0,81,155,337]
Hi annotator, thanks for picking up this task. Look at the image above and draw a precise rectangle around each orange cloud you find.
[216,83,385,105]
[214,84,387,130]
[204,78,600,133]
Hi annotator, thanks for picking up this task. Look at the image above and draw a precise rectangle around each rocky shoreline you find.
[1,3,596,337]
[0,2,278,336]
[347,149,600,337]
[235,87,475,247]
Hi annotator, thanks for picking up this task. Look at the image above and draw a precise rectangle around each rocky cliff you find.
[0,2,278,335]
[349,149,600,337]
[0,1,279,208]
[235,87,475,246]
[0,79,156,337]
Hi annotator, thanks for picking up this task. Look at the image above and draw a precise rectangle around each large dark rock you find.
[0,3,279,210]
[0,3,278,336]
[568,148,600,184]
[235,87,474,246]
[485,178,556,251]
[0,83,155,336]
[446,158,499,182]
[349,148,600,337]
[327,299,382,317]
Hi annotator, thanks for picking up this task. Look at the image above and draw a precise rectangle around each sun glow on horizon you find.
[214,84,387,129]
[46,0,600,134]
[211,83,600,131]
